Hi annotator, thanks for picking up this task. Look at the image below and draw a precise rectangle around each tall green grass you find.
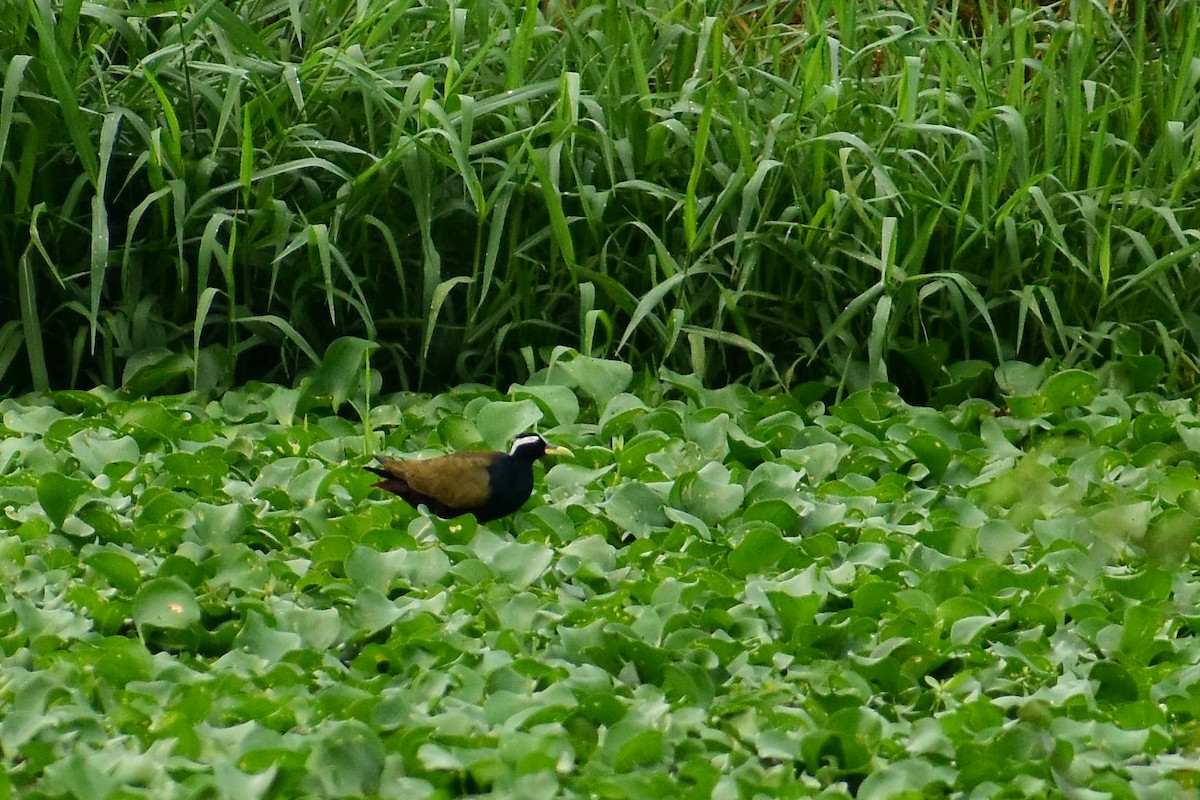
[1,0,1197,397]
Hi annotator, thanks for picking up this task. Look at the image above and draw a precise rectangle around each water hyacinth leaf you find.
[1143,508,1197,565]
[728,424,773,465]
[601,717,664,771]
[1118,604,1163,664]
[212,762,277,800]
[526,504,577,542]
[684,410,733,459]
[728,525,791,577]
[831,390,892,432]
[475,399,544,450]
[1103,568,1173,605]
[1002,394,1047,418]
[312,535,354,565]
[846,542,890,568]
[84,549,142,594]
[417,743,463,772]
[509,383,580,426]
[395,547,451,587]
[906,433,951,479]
[352,587,404,633]
[857,758,956,800]
[428,513,479,546]
[558,534,617,578]
[210,547,273,595]
[495,592,542,634]
[599,393,649,438]
[237,748,309,780]
[615,431,672,476]
[262,386,301,426]
[4,403,65,435]
[663,661,716,706]
[783,442,842,482]
[949,614,999,645]
[1175,424,1200,454]
[801,730,871,773]
[37,472,90,528]
[550,356,633,406]
[673,463,744,525]
[234,612,303,662]
[48,390,110,416]
[118,400,184,444]
[979,519,1028,562]
[604,482,668,535]
[930,360,992,406]
[305,721,385,797]
[88,636,157,686]
[42,753,119,800]
[132,578,201,630]
[192,502,252,547]
[1130,413,1176,445]
[1091,661,1139,705]
[742,499,800,531]
[937,595,992,627]
[1040,369,1099,410]
[434,415,482,450]
[346,545,450,591]
[1091,501,1153,545]
[68,431,140,477]
[995,361,1047,395]
[488,540,553,588]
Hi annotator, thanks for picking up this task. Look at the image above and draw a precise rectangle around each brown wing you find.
[368,451,498,512]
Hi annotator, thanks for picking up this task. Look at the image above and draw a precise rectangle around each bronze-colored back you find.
[369,451,498,512]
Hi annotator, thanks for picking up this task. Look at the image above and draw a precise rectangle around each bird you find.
[365,433,573,522]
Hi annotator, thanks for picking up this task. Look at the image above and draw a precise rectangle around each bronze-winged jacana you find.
[366,433,572,522]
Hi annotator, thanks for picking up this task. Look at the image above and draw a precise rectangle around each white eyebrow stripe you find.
[509,434,544,455]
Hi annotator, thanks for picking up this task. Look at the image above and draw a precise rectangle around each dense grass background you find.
[2,0,1198,397]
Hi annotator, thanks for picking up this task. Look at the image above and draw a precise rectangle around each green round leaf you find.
[84,549,142,594]
[599,393,648,438]
[37,472,90,529]
[474,399,545,451]
[742,499,800,531]
[132,578,201,630]
[549,356,633,406]
[510,383,581,426]
[1090,660,1139,705]
[728,525,791,577]
[907,433,952,479]
[1040,369,1099,409]
[1131,412,1177,445]
[995,360,1047,395]
[673,463,745,525]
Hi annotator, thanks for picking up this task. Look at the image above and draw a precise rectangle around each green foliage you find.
[3,354,1200,795]
[2,0,1198,394]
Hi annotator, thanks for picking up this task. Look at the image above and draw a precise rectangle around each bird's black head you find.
[508,433,573,462]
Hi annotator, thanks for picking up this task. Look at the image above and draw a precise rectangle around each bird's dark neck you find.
[479,455,536,521]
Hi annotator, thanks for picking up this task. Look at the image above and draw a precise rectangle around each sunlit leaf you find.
[132,578,201,630]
